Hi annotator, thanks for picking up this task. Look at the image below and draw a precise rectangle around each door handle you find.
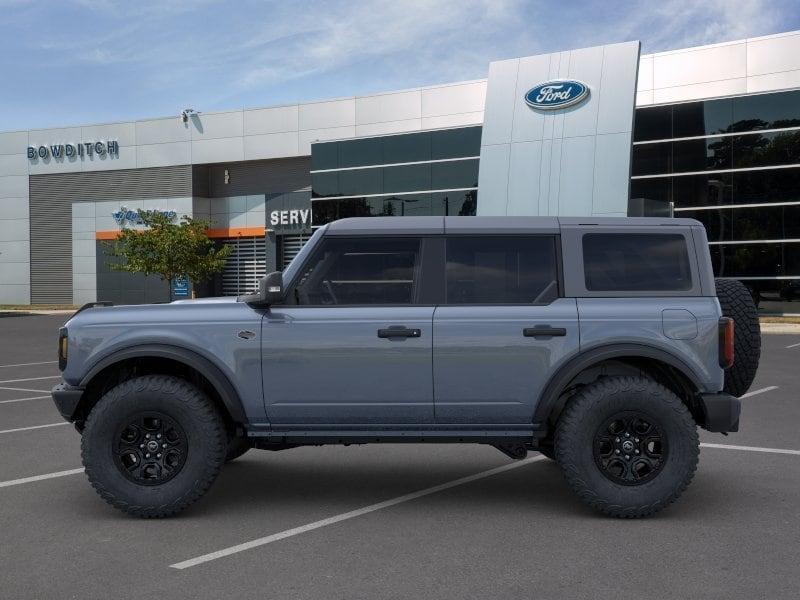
[378,327,422,339]
[523,325,567,338]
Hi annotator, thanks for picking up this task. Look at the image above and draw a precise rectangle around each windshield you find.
[281,226,326,285]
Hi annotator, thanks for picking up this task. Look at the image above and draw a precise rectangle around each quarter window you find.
[293,238,420,305]
[445,236,559,304]
[583,233,692,291]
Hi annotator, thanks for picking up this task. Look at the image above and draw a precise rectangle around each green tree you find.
[106,210,231,301]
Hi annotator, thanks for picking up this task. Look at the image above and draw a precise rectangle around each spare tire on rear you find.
[715,278,761,397]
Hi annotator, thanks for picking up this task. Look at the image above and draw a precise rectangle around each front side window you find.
[293,237,420,305]
[445,236,559,304]
[583,233,692,291]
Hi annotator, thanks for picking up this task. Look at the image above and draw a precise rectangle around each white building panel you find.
[244,105,299,136]
[191,137,245,164]
[135,118,191,145]
[0,131,28,156]
[421,81,486,117]
[356,90,421,124]
[747,32,800,76]
[191,111,244,140]
[355,118,422,137]
[243,132,300,160]
[652,42,746,89]
[299,99,356,130]
[135,141,191,168]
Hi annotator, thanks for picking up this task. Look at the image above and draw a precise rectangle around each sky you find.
[1,0,799,131]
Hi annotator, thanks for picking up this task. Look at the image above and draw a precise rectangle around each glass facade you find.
[311,126,480,226]
[631,89,800,302]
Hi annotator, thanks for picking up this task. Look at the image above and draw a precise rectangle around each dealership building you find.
[1,30,800,307]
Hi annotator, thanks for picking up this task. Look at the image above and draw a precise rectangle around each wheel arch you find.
[76,344,247,427]
[534,343,705,428]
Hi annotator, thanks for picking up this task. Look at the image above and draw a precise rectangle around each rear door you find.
[432,235,579,423]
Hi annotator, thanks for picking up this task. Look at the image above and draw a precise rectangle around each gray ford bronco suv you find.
[52,216,761,518]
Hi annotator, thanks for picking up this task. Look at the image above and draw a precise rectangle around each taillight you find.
[58,327,68,371]
[718,317,734,369]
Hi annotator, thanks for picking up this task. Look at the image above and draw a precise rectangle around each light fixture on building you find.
[224,168,230,184]
[180,108,196,123]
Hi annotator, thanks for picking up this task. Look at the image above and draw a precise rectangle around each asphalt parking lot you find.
[1,313,799,599]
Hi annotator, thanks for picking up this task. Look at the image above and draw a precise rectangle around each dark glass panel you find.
[672,136,731,173]
[673,98,732,137]
[445,236,558,304]
[294,237,420,305]
[338,168,382,196]
[432,190,478,216]
[679,208,732,243]
[672,173,732,208]
[733,205,800,241]
[311,172,340,198]
[731,90,800,132]
[431,159,479,189]
[388,194,433,217]
[311,141,338,170]
[633,106,672,142]
[338,137,383,168]
[630,177,672,204]
[431,126,482,159]
[382,163,431,193]
[383,132,431,164]
[311,198,340,226]
[733,130,800,168]
[631,142,671,176]
[582,234,692,291]
[711,243,792,278]
[733,168,800,205]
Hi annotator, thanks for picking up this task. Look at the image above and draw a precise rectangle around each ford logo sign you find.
[524,80,589,110]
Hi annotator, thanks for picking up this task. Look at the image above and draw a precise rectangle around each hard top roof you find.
[324,216,700,235]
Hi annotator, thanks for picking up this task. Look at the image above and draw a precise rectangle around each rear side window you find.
[445,236,559,304]
[582,233,692,291]
[293,237,420,305]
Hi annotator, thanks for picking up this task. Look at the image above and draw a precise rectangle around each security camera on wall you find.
[180,108,196,124]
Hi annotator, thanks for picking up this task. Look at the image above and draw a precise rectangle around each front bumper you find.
[51,383,85,421]
[698,392,741,433]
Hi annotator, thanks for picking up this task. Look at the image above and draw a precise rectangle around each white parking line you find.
[0,395,50,405]
[700,442,800,456]
[739,386,779,399]
[0,360,58,369]
[0,386,51,393]
[787,342,800,349]
[0,468,84,488]
[0,375,61,385]
[0,422,69,435]
[170,455,548,570]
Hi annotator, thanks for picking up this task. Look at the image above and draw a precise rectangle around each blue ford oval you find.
[524,80,589,110]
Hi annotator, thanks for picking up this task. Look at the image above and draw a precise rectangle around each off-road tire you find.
[555,376,699,518]
[225,436,251,462]
[81,375,226,518]
[715,278,761,397]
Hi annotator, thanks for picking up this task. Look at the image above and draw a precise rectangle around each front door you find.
[433,235,580,423]
[262,236,434,425]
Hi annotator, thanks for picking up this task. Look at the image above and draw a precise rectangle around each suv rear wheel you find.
[555,376,699,518]
[81,375,226,518]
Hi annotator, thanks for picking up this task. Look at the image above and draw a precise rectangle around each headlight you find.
[58,327,68,371]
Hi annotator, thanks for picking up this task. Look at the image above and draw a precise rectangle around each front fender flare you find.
[79,343,247,424]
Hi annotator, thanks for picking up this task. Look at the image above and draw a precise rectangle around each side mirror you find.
[241,271,284,306]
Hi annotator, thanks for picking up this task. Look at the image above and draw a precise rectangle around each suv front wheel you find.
[555,376,699,518]
[81,375,226,518]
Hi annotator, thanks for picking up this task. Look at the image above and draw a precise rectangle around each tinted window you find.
[339,137,383,168]
[733,130,800,169]
[633,106,671,142]
[672,136,731,173]
[673,173,732,208]
[631,142,671,176]
[431,159,479,189]
[733,168,800,205]
[293,237,420,305]
[630,177,672,205]
[711,243,799,278]
[431,127,482,159]
[433,190,478,216]
[445,236,559,304]
[382,163,431,193]
[673,98,732,137]
[338,168,382,196]
[383,132,431,164]
[583,234,692,291]
[732,90,800,132]
[311,141,338,170]
[311,172,339,198]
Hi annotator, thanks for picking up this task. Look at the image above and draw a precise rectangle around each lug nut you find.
[615,437,620,442]
[625,454,630,460]
[157,434,161,439]
[145,453,150,458]
[157,453,161,458]
[635,450,640,454]
[615,449,620,454]
[139,444,144,449]
[162,443,167,448]
[634,437,640,442]
[625,433,630,438]
[145,434,150,439]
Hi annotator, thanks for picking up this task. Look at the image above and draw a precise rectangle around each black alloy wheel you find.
[593,411,666,485]
[113,412,188,485]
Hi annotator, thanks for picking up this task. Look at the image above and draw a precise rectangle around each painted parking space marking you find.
[0,468,84,489]
[0,375,61,385]
[700,442,800,456]
[739,386,779,399]
[170,455,548,570]
[787,341,800,349]
[0,422,69,435]
[0,386,51,393]
[0,360,58,369]
[0,395,50,405]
